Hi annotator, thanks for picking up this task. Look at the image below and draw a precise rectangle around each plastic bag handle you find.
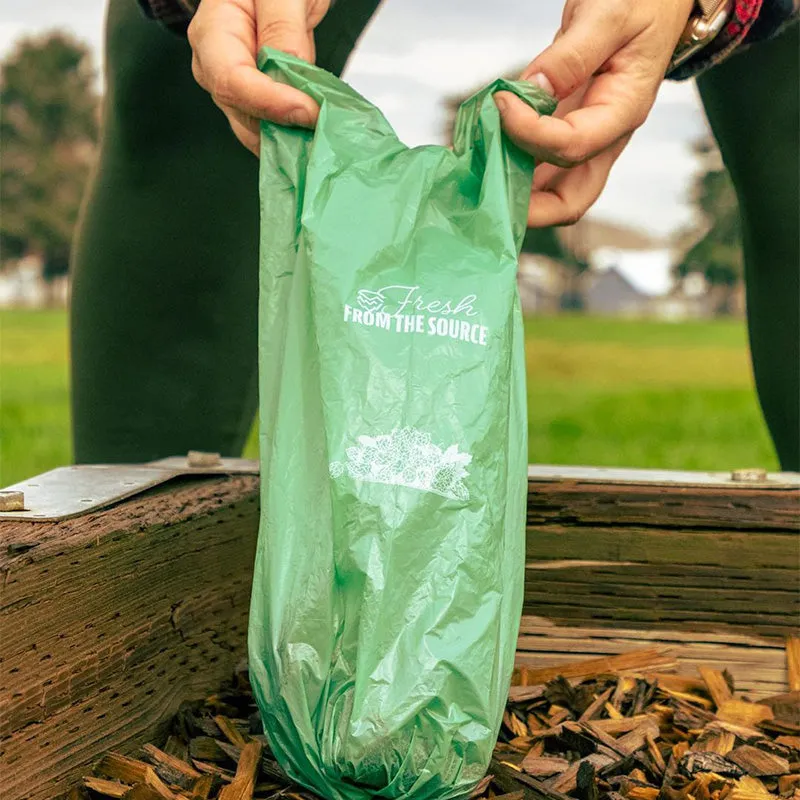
[258,48,557,250]
[451,78,557,247]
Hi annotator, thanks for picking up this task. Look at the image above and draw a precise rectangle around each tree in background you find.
[0,32,99,279]
[677,139,743,315]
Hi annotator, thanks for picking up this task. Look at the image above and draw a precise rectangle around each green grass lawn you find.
[0,309,778,487]
[1,309,72,487]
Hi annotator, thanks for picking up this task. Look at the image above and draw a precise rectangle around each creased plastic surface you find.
[249,48,556,800]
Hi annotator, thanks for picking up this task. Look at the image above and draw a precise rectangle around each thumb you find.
[255,0,315,62]
[522,13,628,99]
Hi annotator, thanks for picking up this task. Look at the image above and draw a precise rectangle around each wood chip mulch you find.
[69,640,800,800]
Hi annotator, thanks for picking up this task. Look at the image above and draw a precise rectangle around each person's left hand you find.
[495,0,694,227]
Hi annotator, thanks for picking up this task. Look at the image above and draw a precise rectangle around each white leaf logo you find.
[356,289,385,312]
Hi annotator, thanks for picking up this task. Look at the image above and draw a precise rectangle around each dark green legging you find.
[697,26,799,470]
[71,3,799,470]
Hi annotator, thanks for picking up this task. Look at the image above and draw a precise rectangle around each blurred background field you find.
[0,309,777,487]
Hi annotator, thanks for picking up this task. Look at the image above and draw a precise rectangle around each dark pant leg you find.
[697,24,800,470]
[70,0,381,463]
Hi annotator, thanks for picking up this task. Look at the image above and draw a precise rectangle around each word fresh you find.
[355,285,478,318]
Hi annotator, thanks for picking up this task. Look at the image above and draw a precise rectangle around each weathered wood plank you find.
[0,476,260,800]
[517,620,788,646]
[522,586,796,617]
[514,648,676,685]
[516,637,782,666]
[523,499,798,638]
[525,560,795,592]
[524,578,797,612]
[526,526,795,569]
[514,619,787,699]
[523,464,799,652]
[526,475,799,531]
[787,637,800,691]
[519,601,795,640]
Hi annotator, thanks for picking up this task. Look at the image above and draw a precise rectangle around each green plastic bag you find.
[249,49,556,799]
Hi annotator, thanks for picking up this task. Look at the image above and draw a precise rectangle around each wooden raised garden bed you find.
[1,459,797,799]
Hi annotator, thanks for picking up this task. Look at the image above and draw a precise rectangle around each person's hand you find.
[188,0,331,154]
[496,0,694,227]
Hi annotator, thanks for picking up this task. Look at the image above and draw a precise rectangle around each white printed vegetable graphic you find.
[330,427,472,501]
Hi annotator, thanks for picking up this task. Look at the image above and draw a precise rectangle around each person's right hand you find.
[188,0,331,155]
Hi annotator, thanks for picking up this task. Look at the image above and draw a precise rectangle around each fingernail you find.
[287,107,314,128]
[529,72,555,96]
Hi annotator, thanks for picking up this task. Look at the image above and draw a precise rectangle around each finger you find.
[521,5,633,99]
[533,161,561,192]
[217,57,319,126]
[228,116,262,156]
[497,70,651,167]
[190,5,319,127]
[222,106,262,156]
[255,0,316,61]
[527,136,629,227]
[496,79,584,168]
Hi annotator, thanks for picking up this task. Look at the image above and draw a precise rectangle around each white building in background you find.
[0,254,46,308]
[0,254,69,309]
[586,246,712,320]
[589,247,673,300]
[517,253,563,314]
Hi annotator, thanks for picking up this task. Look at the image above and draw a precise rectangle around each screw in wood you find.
[0,490,25,511]
[187,451,222,468]
[730,468,768,483]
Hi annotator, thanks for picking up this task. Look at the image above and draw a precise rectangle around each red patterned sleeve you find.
[668,0,799,79]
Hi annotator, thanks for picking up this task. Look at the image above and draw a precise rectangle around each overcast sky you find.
[0,0,711,238]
